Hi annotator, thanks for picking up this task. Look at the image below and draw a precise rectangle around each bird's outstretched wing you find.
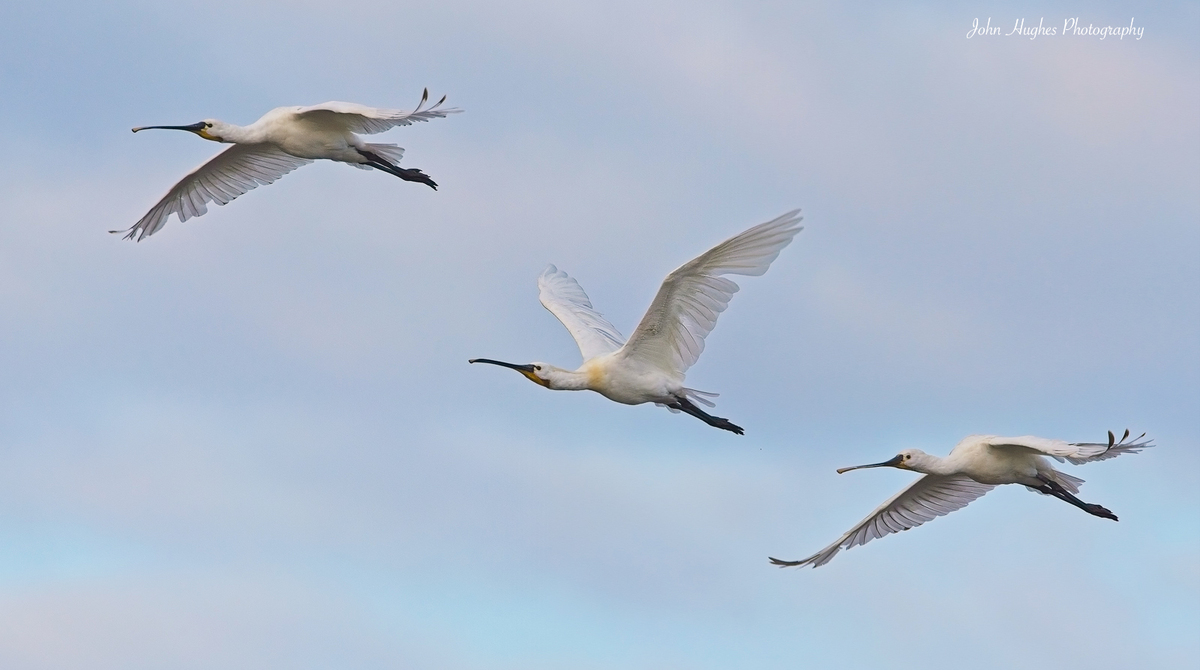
[618,210,803,375]
[984,430,1153,465]
[538,265,627,362]
[295,89,462,135]
[769,474,994,569]
[117,144,312,241]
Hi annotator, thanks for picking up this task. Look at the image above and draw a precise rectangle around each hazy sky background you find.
[0,1,1197,668]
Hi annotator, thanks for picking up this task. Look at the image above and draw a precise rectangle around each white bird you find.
[117,89,460,241]
[469,210,803,434]
[769,430,1153,568]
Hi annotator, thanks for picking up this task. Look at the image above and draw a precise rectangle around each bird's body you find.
[924,437,1058,486]
[770,430,1152,568]
[535,352,682,406]
[119,90,460,241]
[227,107,361,161]
[470,210,804,434]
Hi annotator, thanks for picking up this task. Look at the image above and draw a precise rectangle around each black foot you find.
[707,416,745,436]
[1084,503,1118,521]
[1036,478,1119,521]
[396,167,438,190]
[357,149,439,190]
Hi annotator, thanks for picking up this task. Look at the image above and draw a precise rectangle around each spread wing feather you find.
[118,144,312,241]
[618,210,803,374]
[984,431,1153,465]
[295,90,462,135]
[537,265,626,362]
[769,475,994,569]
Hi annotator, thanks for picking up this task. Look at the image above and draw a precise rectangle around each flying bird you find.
[117,89,460,241]
[769,430,1153,568]
[470,210,803,434]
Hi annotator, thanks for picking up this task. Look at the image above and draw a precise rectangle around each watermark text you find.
[967,17,1143,40]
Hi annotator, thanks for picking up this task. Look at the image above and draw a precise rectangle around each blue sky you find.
[0,1,1197,668]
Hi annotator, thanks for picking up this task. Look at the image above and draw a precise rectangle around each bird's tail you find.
[681,387,719,408]
[348,143,405,170]
[1051,471,1085,494]
[365,143,404,164]
[1027,469,1085,495]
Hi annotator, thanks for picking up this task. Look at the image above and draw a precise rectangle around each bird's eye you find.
[904,454,910,460]
[534,365,542,371]
[204,122,213,128]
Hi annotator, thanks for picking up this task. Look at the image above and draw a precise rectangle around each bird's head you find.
[131,119,225,142]
[837,449,928,474]
[469,358,552,388]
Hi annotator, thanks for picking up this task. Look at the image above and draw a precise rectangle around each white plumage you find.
[470,210,803,434]
[537,266,627,361]
[770,430,1153,568]
[119,89,460,241]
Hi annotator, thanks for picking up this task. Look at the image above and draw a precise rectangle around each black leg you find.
[667,397,744,435]
[1035,476,1118,521]
[357,149,439,190]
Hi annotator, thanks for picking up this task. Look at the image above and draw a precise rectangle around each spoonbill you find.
[769,430,1152,568]
[117,89,460,241]
[470,210,803,434]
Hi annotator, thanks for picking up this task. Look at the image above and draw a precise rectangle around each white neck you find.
[545,367,591,391]
[216,123,256,143]
[909,453,955,476]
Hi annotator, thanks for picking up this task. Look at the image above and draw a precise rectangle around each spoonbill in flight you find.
[769,430,1152,568]
[470,210,803,435]
[117,89,460,241]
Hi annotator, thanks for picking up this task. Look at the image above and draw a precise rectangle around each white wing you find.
[983,430,1153,465]
[118,144,312,241]
[769,474,994,569]
[618,210,803,375]
[295,90,462,135]
[537,265,626,362]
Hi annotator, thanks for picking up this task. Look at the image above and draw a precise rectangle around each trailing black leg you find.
[1035,476,1118,521]
[357,149,439,190]
[667,397,744,435]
